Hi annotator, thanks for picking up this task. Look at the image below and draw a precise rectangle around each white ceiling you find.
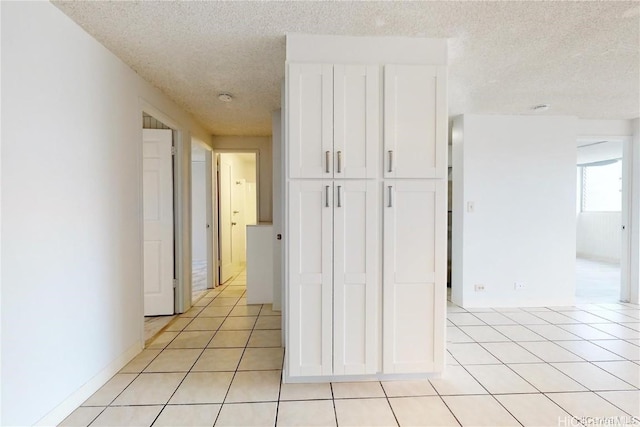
[53,1,639,136]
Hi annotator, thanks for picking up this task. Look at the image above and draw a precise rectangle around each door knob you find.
[232,222,237,226]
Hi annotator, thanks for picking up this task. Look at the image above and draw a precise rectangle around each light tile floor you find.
[62,273,639,426]
[576,257,621,304]
[144,316,177,343]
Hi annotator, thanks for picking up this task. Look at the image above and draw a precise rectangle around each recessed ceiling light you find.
[218,93,233,102]
[532,104,550,112]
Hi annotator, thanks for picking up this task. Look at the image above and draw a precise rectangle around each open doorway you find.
[191,142,213,301]
[575,138,630,303]
[142,113,177,339]
[215,152,258,285]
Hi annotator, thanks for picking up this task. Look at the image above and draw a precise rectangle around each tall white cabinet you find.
[284,35,447,382]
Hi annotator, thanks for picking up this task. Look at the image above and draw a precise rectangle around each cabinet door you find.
[384,65,446,179]
[288,180,333,376]
[334,65,380,179]
[383,180,446,373]
[333,180,379,375]
[288,64,333,178]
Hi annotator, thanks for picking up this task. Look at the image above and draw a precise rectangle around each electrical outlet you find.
[514,282,526,290]
[474,284,485,292]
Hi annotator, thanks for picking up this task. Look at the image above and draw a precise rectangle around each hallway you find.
[62,275,639,426]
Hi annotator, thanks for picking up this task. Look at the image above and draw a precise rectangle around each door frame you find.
[139,100,191,327]
[205,150,215,293]
[190,141,215,295]
[620,137,633,302]
[212,149,260,287]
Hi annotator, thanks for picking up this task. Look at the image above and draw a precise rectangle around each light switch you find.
[467,201,475,213]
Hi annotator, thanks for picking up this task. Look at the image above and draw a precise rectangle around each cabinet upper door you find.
[333,180,379,375]
[288,64,333,178]
[288,180,333,376]
[334,65,380,179]
[384,65,446,179]
[383,180,446,374]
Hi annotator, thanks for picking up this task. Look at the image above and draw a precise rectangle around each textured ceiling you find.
[53,1,639,136]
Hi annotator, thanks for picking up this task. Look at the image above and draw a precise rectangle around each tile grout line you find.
[212,278,251,426]
[446,301,639,425]
[329,382,339,427]
[463,320,625,398]
[457,321,634,397]
[380,381,400,427]
[141,279,242,425]
[273,347,285,427]
[84,407,108,427]
[129,272,246,425]
[213,279,274,426]
[452,355,528,427]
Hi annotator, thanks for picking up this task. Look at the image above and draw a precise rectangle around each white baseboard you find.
[34,341,143,426]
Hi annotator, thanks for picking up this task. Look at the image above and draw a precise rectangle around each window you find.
[578,160,621,212]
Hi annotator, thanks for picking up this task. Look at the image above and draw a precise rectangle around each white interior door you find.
[219,156,234,283]
[143,129,174,316]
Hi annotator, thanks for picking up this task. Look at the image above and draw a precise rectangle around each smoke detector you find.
[218,93,233,102]
[532,104,550,112]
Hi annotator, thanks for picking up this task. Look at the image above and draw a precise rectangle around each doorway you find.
[575,138,630,303]
[191,142,213,301]
[215,152,259,285]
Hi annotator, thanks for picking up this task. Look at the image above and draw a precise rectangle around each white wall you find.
[192,160,208,262]
[576,213,621,262]
[1,2,209,425]
[212,136,272,223]
[451,115,577,307]
[578,119,633,138]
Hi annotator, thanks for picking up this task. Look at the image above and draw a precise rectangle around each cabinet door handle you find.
[337,151,342,173]
[337,185,342,208]
[325,185,330,207]
[388,150,394,173]
[387,186,393,207]
[325,151,331,174]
